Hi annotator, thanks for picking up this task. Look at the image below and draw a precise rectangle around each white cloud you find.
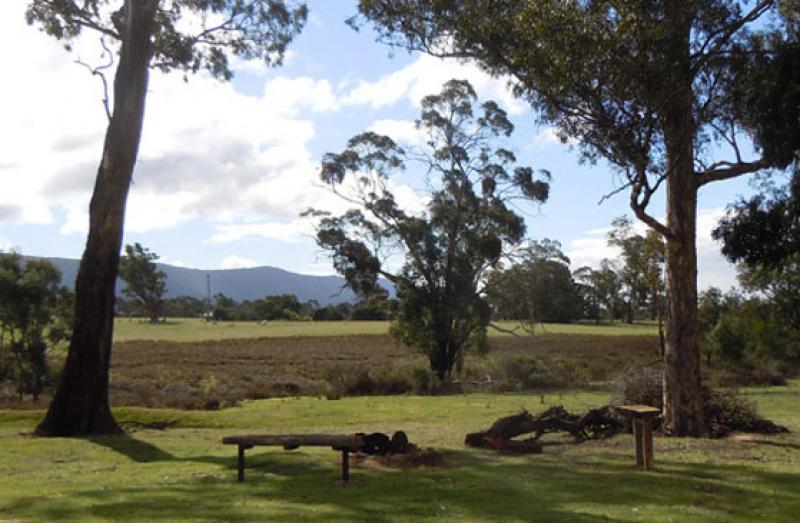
[209,220,313,244]
[369,119,426,147]
[342,54,526,114]
[565,233,620,269]
[220,255,261,269]
[0,238,15,252]
[0,3,524,254]
[566,208,739,289]
[158,256,191,268]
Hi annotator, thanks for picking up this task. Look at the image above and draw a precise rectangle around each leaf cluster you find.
[0,253,72,399]
[26,0,307,80]
[309,79,549,378]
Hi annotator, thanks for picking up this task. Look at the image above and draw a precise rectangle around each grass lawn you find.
[1,383,798,521]
[113,318,657,343]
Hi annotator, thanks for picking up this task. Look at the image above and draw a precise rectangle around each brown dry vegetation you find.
[107,333,659,409]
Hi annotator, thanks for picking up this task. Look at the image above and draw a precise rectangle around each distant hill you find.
[41,257,374,305]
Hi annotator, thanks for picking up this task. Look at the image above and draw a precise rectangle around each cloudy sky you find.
[0,1,759,289]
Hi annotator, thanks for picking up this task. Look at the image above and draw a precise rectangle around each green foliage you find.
[309,79,549,380]
[0,253,71,400]
[710,313,748,363]
[606,216,665,323]
[714,172,800,273]
[119,243,167,323]
[355,1,793,179]
[573,260,624,323]
[25,0,307,81]
[486,239,580,325]
[254,294,303,320]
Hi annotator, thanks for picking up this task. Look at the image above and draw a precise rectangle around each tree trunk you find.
[35,1,158,437]
[658,1,706,436]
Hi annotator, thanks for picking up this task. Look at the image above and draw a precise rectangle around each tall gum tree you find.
[355,0,799,434]
[307,80,550,381]
[28,0,306,436]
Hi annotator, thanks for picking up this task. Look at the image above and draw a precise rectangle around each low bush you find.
[614,363,788,436]
[324,364,412,398]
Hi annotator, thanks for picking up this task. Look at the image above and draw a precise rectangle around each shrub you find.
[614,363,788,435]
[495,356,588,391]
[613,363,663,409]
[324,364,411,397]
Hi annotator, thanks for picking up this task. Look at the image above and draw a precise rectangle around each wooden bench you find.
[615,405,660,470]
[222,434,364,482]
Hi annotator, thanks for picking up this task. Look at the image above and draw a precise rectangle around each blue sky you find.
[0,1,760,289]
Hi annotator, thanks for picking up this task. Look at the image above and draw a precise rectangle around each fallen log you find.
[466,405,624,452]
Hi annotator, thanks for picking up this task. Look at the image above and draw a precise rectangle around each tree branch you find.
[629,170,675,240]
[692,0,775,73]
[696,158,771,186]
[73,37,115,121]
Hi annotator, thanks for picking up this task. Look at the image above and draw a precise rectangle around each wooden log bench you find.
[615,405,660,470]
[222,434,365,482]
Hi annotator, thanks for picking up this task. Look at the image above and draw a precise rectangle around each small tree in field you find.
[119,243,166,323]
[29,0,307,436]
[308,79,549,381]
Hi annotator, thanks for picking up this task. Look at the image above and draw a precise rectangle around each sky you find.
[0,1,764,290]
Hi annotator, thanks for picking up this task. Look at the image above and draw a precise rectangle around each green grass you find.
[1,383,798,521]
[113,318,657,342]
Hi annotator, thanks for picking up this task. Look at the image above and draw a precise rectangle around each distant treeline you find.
[115,293,395,322]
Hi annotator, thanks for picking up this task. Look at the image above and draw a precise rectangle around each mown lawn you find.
[113,318,657,343]
[1,383,798,522]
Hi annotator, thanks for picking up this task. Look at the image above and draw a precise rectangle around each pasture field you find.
[106,333,660,409]
[112,318,658,343]
[1,383,799,522]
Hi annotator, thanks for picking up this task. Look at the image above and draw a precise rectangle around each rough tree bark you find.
[659,2,706,436]
[35,0,158,436]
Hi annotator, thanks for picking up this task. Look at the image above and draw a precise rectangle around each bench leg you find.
[238,445,246,482]
[642,420,654,470]
[633,419,644,468]
[342,449,350,482]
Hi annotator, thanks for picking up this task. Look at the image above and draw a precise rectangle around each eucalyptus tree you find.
[28,0,307,436]
[354,0,799,435]
[486,239,580,326]
[714,171,800,330]
[0,253,70,401]
[119,243,167,323]
[308,79,549,381]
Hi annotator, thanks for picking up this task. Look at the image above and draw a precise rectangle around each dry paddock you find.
[108,333,659,409]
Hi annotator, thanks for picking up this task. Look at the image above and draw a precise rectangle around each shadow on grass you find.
[743,438,800,451]
[88,434,177,463]
[6,439,800,522]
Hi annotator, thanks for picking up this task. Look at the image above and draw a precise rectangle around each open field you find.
[112,318,659,343]
[105,333,660,409]
[1,383,799,521]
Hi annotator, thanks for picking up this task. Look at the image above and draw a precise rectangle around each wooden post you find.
[342,449,350,482]
[238,445,246,482]
[615,405,660,471]
[633,419,644,467]
[642,419,654,470]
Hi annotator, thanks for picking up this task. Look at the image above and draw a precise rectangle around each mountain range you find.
[42,257,365,305]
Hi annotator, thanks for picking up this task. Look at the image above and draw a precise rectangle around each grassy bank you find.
[1,384,798,521]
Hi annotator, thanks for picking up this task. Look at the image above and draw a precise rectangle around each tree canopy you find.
[26,0,307,81]
[0,253,71,401]
[353,0,799,435]
[309,79,549,380]
[119,243,167,323]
